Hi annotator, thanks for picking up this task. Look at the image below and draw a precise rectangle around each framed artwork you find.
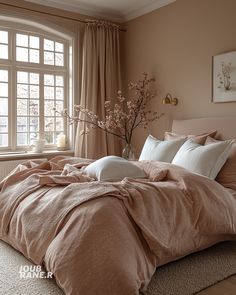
[212,51,236,103]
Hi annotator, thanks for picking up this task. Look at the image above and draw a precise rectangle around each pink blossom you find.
[55,73,164,144]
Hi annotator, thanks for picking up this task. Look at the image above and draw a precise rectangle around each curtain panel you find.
[75,20,122,159]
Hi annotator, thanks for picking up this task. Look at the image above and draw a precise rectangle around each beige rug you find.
[146,241,236,295]
[0,240,235,295]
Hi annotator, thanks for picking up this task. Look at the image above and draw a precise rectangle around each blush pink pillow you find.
[164,131,217,145]
[205,137,236,190]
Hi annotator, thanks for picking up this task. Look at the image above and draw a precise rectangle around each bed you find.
[0,117,236,295]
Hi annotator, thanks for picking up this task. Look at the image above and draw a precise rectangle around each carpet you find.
[0,240,235,295]
[146,241,236,295]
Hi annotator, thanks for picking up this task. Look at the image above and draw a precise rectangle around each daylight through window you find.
[0,26,69,151]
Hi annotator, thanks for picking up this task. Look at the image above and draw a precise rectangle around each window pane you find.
[30,36,39,49]
[30,85,39,99]
[30,73,39,85]
[29,100,39,116]
[17,84,29,98]
[0,133,8,147]
[45,132,54,144]
[44,86,54,99]
[0,44,8,59]
[56,117,63,131]
[56,76,64,86]
[44,75,54,86]
[55,42,63,52]
[0,117,8,132]
[44,51,54,65]
[0,31,8,44]
[17,71,28,84]
[43,72,65,144]
[16,70,41,147]
[0,98,8,115]
[30,117,39,132]
[55,53,64,66]
[30,132,38,144]
[0,83,8,97]
[55,101,64,114]
[0,69,8,134]
[56,87,63,100]
[44,39,54,51]
[55,131,62,143]
[17,133,28,146]
[17,117,28,132]
[0,70,8,82]
[16,47,29,62]
[44,100,54,116]
[17,99,28,115]
[30,49,39,63]
[16,34,28,47]
[45,117,54,131]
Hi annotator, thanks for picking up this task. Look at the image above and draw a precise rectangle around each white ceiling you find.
[24,0,176,22]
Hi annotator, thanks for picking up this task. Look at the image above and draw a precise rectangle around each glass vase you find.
[122,143,136,160]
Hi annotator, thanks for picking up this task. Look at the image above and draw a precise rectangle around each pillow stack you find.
[139,131,217,163]
[139,131,234,181]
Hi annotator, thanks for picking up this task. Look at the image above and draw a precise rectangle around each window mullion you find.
[11,68,17,151]
[40,71,44,141]
[64,72,68,137]
[39,36,44,142]
[11,30,17,151]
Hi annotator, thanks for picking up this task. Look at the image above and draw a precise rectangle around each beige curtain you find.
[75,20,122,159]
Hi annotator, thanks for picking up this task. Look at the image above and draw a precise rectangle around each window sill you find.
[0,150,74,161]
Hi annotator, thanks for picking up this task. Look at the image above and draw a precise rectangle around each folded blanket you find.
[0,156,235,295]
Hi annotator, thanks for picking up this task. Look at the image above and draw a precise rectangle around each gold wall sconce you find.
[162,93,178,106]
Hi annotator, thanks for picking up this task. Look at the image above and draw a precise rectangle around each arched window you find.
[0,18,72,151]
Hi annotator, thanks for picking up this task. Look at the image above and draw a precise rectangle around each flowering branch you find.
[55,73,164,145]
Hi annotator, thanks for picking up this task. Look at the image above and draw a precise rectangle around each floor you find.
[198,275,236,295]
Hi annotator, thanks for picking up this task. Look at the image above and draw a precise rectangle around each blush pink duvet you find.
[0,157,235,295]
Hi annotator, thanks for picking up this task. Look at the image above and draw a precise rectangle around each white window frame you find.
[0,20,73,152]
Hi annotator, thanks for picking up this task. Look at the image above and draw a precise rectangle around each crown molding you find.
[24,0,125,22]
[24,0,176,23]
[124,0,177,21]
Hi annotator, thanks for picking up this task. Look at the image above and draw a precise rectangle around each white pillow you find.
[139,135,186,162]
[172,138,234,179]
[83,156,146,181]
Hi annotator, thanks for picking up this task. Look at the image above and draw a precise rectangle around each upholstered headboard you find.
[172,117,236,140]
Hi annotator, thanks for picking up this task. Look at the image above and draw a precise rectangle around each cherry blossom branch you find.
[54,73,164,145]
[55,109,127,141]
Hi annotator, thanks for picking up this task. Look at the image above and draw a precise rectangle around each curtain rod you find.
[0,2,127,32]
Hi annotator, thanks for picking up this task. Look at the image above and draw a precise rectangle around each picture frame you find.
[212,51,236,103]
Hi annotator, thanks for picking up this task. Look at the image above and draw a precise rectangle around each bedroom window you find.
[0,26,70,151]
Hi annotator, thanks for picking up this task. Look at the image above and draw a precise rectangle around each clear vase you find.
[122,143,136,160]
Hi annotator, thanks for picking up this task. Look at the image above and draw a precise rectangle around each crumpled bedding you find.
[0,156,235,295]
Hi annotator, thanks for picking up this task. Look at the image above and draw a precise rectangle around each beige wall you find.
[123,0,236,155]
